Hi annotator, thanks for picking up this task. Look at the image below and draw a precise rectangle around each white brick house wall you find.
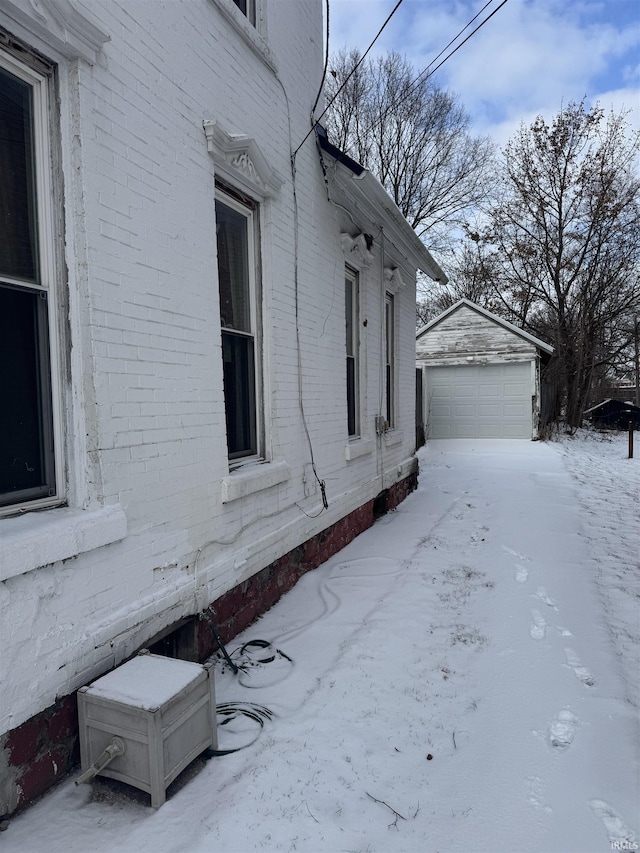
[0,0,441,787]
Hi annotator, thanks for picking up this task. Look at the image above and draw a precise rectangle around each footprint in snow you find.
[555,625,573,637]
[504,546,531,563]
[526,776,552,813]
[549,709,578,749]
[590,799,638,846]
[515,564,529,583]
[535,586,558,609]
[530,610,546,640]
[564,648,595,686]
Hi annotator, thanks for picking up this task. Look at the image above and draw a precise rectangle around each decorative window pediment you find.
[0,0,110,63]
[340,232,373,269]
[384,266,406,293]
[203,119,283,200]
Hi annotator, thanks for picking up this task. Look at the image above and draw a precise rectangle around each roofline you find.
[416,298,554,354]
[316,126,446,282]
[584,399,640,414]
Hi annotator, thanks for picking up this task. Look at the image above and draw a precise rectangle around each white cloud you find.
[327,0,640,146]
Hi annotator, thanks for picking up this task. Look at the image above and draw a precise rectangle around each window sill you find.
[345,438,375,461]
[0,504,128,582]
[383,429,404,447]
[208,0,276,72]
[221,460,290,503]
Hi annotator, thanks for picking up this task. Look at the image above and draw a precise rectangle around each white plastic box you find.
[77,651,217,808]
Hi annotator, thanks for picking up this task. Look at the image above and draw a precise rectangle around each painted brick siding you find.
[0,0,421,816]
[2,472,417,817]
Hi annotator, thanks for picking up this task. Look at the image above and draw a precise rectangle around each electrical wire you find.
[413,0,499,87]
[202,618,293,756]
[411,0,510,90]
[293,0,407,156]
[310,0,331,119]
[327,0,511,150]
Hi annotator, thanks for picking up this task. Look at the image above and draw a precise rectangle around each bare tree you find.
[324,49,495,254]
[455,101,640,427]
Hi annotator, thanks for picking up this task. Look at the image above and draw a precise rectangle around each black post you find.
[629,420,634,460]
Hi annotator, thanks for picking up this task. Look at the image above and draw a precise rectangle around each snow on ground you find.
[3,432,639,853]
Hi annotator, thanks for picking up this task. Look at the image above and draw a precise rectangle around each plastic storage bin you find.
[77,650,217,807]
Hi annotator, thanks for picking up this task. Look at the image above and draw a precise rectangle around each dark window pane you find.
[345,272,358,436]
[347,355,356,437]
[222,330,256,457]
[0,66,38,282]
[345,277,354,357]
[232,0,255,24]
[0,283,55,505]
[216,200,251,333]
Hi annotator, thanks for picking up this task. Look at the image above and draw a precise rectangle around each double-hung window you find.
[215,187,260,460]
[345,267,360,438]
[0,51,59,511]
[385,292,395,429]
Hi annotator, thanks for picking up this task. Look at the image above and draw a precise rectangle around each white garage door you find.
[426,363,533,439]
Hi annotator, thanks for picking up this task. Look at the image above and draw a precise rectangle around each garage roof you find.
[416,298,554,355]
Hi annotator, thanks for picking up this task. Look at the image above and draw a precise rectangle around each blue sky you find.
[327,0,640,147]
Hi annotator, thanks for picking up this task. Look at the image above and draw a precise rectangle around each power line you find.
[293,0,406,157]
[412,0,510,91]
[327,0,511,148]
[417,0,498,82]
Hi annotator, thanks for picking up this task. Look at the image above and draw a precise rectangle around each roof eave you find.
[317,127,446,282]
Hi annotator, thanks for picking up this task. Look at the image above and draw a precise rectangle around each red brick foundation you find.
[1,471,417,819]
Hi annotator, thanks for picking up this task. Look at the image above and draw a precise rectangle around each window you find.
[345,267,360,437]
[232,0,256,25]
[0,51,60,511]
[385,293,395,429]
[216,188,260,460]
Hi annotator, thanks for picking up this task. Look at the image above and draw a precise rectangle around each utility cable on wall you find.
[293,0,406,157]
[274,65,329,516]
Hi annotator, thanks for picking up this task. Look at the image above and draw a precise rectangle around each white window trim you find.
[221,459,290,503]
[0,505,128,581]
[385,291,396,430]
[340,234,372,449]
[0,49,65,517]
[203,120,283,201]
[0,0,110,64]
[345,265,361,439]
[344,438,374,461]
[208,0,275,72]
[216,186,263,465]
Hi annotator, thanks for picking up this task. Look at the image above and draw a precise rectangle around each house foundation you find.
[0,470,417,819]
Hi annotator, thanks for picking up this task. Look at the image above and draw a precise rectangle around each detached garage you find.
[416,299,554,440]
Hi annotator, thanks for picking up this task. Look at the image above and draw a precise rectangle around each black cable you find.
[310,0,331,119]
[205,612,239,674]
[293,0,406,156]
[328,0,511,151]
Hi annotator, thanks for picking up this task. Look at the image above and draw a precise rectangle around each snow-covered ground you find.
[4,432,639,853]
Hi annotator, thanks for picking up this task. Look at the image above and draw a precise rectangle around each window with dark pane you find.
[0,57,56,509]
[345,268,359,437]
[216,195,258,458]
[385,293,395,428]
[232,0,256,25]
[0,284,55,505]
[0,65,38,282]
